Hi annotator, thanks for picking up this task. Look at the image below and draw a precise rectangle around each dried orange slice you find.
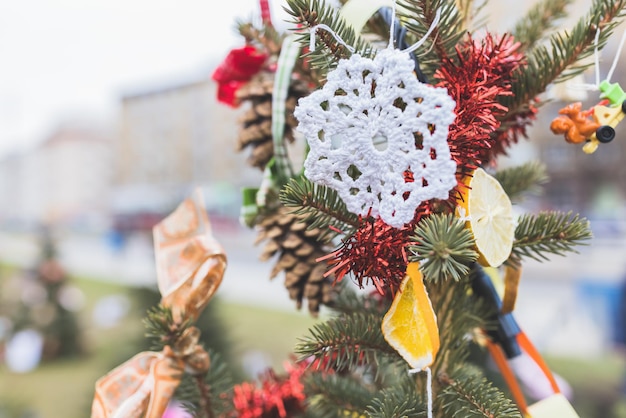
[458,168,515,267]
[382,262,439,371]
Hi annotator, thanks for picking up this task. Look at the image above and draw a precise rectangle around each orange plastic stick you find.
[517,332,560,394]
[486,339,528,415]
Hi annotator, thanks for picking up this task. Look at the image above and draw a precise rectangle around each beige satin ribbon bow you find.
[154,188,227,322]
[92,189,226,418]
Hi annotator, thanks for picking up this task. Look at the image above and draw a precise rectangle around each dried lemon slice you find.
[382,262,439,371]
[458,168,515,267]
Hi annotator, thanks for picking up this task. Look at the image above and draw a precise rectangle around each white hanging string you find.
[309,3,441,58]
[309,23,355,53]
[606,29,626,83]
[426,367,433,418]
[402,9,441,54]
[408,366,434,418]
[574,29,601,91]
[594,28,601,88]
[574,28,626,91]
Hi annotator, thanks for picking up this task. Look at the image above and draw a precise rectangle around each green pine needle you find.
[176,349,235,418]
[280,176,359,243]
[284,0,376,77]
[512,211,593,263]
[303,372,375,418]
[512,0,573,49]
[494,161,549,203]
[327,280,391,317]
[407,213,478,283]
[503,0,626,115]
[398,0,467,79]
[438,369,522,417]
[366,382,425,418]
[143,304,193,351]
[295,312,398,372]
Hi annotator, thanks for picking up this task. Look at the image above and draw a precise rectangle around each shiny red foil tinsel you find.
[232,361,306,418]
[434,32,525,175]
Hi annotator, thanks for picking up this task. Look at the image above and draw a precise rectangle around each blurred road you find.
[0,222,296,311]
[2,222,626,357]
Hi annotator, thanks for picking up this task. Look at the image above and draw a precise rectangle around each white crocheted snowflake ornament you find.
[294,47,457,228]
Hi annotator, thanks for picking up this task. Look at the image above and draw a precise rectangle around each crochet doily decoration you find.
[294,48,457,228]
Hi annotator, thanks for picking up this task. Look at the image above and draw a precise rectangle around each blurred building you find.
[112,74,259,231]
[0,122,113,229]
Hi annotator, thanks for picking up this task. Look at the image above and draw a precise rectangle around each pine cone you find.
[235,71,309,170]
[255,206,336,316]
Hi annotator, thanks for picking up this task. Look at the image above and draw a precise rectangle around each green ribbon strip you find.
[271,34,301,186]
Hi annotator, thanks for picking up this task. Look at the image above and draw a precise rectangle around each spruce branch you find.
[503,0,626,115]
[511,211,593,263]
[295,312,398,371]
[512,0,573,50]
[429,278,491,379]
[493,161,549,203]
[454,0,487,33]
[279,176,359,242]
[236,19,283,56]
[398,0,467,78]
[327,280,391,317]
[438,370,521,417]
[143,304,193,351]
[407,213,478,283]
[366,381,425,418]
[176,350,234,418]
[303,372,375,417]
[284,0,376,77]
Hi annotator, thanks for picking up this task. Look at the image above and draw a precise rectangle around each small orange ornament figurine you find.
[550,102,600,144]
[91,188,226,418]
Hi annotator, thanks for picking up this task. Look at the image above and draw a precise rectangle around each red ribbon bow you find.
[211,45,268,107]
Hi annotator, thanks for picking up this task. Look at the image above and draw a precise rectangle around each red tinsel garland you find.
[319,216,411,295]
[319,204,433,297]
[434,32,525,173]
[232,361,306,418]
[490,102,539,158]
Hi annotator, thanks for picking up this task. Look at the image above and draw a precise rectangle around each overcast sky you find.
[0,0,293,157]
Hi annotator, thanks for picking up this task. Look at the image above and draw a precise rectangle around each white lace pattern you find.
[294,47,457,228]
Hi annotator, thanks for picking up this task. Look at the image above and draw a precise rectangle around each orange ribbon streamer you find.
[487,331,562,416]
[91,189,226,418]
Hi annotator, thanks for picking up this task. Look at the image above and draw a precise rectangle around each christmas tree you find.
[2,225,83,368]
[92,0,626,417]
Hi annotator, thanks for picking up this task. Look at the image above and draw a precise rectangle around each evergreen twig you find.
[176,350,234,418]
[502,0,626,117]
[327,280,391,317]
[398,0,467,78]
[429,278,491,383]
[512,0,573,50]
[494,161,549,202]
[143,304,192,351]
[407,213,478,283]
[366,381,426,417]
[280,176,359,242]
[438,370,521,417]
[303,372,375,417]
[284,0,377,78]
[511,211,593,263]
[295,312,398,371]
